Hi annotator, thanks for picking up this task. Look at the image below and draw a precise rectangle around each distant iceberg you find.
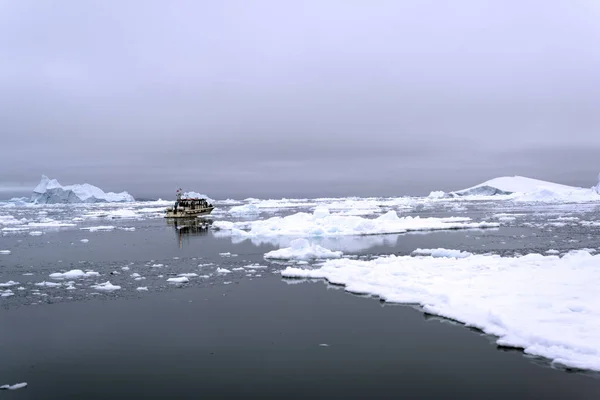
[446,175,600,202]
[31,175,135,204]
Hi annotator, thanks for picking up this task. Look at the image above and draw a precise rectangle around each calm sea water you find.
[1,200,600,398]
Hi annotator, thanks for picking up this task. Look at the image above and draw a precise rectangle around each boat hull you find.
[164,207,214,218]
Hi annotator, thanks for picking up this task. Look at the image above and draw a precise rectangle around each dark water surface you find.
[2,200,600,398]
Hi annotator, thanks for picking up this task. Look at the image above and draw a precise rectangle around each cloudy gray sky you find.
[1,0,600,199]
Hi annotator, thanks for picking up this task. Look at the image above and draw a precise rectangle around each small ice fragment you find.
[0,250,11,255]
[319,343,330,347]
[29,231,43,236]
[91,281,121,291]
[80,239,89,243]
[217,268,231,274]
[177,273,198,277]
[0,281,19,287]
[167,277,189,283]
[0,382,27,390]
[121,266,130,271]
[136,287,148,291]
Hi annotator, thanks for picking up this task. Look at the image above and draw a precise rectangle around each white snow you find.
[0,250,11,254]
[216,268,231,274]
[0,281,19,288]
[264,238,343,261]
[49,269,100,280]
[31,175,134,204]
[214,208,498,237]
[282,249,600,372]
[0,382,27,390]
[1,290,14,297]
[91,281,121,291]
[167,276,189,283]
[136,286,148,291]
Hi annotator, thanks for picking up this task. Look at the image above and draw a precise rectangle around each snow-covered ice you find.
[216,268,231,274]
[136,287,148,291]
[412,248,472,258]
[0,250,11,254]
[80,225,115,232]
[281,249,600,371]
[264,238,343,260]
[31,175,134,204]
[91,281,121,291]
[167,277,189,283]
[0,280,19,287]
[214,208,498,238]
[49,269,100,280]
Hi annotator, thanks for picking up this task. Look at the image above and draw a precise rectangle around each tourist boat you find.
[164,189,214,218]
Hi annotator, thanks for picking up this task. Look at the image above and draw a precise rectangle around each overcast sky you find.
[1,0,600,199]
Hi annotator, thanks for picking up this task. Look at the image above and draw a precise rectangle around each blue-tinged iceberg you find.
[31,176,135,204]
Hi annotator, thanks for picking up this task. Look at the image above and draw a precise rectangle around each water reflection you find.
[166,218,211,248]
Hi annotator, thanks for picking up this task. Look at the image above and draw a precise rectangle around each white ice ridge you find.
[31,175,135,204]
[281,249,600,372]
[214,207,499,237]
[265,238,343,260]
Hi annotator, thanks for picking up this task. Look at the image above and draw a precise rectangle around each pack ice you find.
[30,175,134,204]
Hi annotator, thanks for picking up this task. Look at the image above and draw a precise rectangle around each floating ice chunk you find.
[229,204,260,215]
[151,264,164,268]
[0,280,19,287]
[35,281,62,288]
[80,226,115,232]
[264,238,343,261]
[318,343,330,347]
[1,290,14,297]
[282,249,600,372]
[0,382,27,390]
[136,287,148,291]
[213,210,498,237]
[0,250,11,254]
[546,249,560,255]
[428,191,446,199]
[49,269,99,280]
[118,227,136,231]
[232,267,245,271]
[80,239,89,243]
[29,231,43,236]
[167,277,189,283]
[121,266,130,271]
[216,268,231,274]
[412,248,472,258]
[178,273,198,277]
[130,273,141,278]
[91,281,121,291]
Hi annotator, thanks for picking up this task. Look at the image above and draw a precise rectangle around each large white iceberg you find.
[282,249,600,372]
[448,175,600,202]
[31,176,134,204]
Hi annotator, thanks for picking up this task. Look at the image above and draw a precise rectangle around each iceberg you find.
[449,175,600,202]
[31,175,134,204]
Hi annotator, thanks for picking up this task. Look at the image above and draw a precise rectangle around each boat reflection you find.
[166,217,212,248]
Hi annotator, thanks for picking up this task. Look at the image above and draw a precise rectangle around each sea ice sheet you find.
[282,249,600,372]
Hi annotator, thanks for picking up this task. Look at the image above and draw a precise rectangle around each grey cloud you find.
[1,0,600,199]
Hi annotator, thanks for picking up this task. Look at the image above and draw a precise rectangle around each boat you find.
[164,189,214,218]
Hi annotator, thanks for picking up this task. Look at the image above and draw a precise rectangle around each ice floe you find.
[91,281,121,291]
[0,280,19,287]
[0,250,11,254]
[214,207,498,237]
[282,249,600,372]
[412,248,472,258]
[49,269,100,279]
[0,382,27,390]
[136,286,148,291]
[167,277,189,283]
[264,238,343,260]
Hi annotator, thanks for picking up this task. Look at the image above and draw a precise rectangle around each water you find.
[1,198,600,398]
